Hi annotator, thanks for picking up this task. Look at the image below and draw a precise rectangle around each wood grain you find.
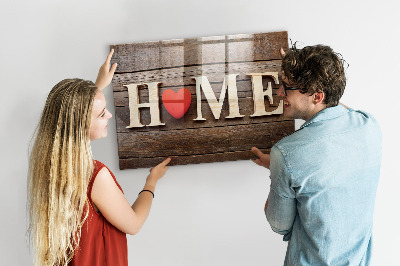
[119,148,272,169]
[117,121,293,158]
[111,31,293,169]
[110,31,288,73]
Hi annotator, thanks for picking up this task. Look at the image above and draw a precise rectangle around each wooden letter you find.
[193,74,244,120]
[125,82,165,128]
[247,72,283,117]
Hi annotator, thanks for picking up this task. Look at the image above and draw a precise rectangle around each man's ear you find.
[313,92,325,104]
[280,47,286,58]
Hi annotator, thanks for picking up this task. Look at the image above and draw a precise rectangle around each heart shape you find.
[162,88,191,119]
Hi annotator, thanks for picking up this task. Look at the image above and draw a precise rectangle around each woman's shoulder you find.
[92,160,123,192]
[90,160,107,188]
[93,159,105,170]
[93,160,116,177]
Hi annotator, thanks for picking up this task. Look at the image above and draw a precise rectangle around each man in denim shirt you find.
[252,45,382,265]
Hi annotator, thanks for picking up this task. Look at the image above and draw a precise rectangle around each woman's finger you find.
[110,63,117,75]
[161,158,171,166]
[106,49,114,65]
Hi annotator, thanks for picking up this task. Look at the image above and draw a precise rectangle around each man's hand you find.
[95,49,117,90]
[251,147,271,169]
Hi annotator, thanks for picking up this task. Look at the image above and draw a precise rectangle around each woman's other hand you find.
[146,158,171,186]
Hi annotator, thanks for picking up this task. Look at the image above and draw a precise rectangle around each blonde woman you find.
[27,50,170,266]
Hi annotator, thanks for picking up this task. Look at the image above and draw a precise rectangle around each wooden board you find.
[110,31,294,169]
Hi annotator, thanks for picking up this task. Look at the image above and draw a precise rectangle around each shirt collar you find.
[300,105,349,130]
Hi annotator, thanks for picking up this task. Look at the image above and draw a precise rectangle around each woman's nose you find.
[107,110,112,119]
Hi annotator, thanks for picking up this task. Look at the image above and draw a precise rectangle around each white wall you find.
[1,0,398,265]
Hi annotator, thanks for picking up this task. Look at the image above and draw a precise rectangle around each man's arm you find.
[265,146,297,239]
[251,147,271,214]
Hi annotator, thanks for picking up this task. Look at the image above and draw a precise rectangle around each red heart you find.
[162,88,192,119]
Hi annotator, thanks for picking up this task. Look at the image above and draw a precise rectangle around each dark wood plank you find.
[117,120,294,158]
[119,148,272,169]
[110,31,288,73]
[111,31,291,169]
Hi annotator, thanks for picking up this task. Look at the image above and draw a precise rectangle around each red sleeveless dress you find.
[69,160,128,266]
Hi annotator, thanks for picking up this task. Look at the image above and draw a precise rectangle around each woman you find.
[27,50,170,266]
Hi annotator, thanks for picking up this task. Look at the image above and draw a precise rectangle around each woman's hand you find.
[95,49,117,90]
[146,158,171,186]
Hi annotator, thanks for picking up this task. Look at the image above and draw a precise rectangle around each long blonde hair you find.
[28,79,97,265]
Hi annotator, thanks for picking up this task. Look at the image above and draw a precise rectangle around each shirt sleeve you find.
[266,145,297,241]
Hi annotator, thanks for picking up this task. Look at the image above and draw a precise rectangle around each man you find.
[251,44,381,265]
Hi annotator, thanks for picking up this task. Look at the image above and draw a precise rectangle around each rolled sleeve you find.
[266,146,297,241]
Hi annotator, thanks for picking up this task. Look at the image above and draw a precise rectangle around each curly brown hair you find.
[281,43,347,107]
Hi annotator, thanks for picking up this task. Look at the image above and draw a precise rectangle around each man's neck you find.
[304,104,327,121]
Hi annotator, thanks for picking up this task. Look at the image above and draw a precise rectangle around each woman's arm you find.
[91,158,171,235]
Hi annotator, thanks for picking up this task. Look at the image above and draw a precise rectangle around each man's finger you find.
[251,147,264,158]
[252,159,262,166]
[280,47,286,58]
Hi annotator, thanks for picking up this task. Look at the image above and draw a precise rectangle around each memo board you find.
[110,31,294,169]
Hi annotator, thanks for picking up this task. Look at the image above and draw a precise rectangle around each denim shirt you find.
[266,105,382,266]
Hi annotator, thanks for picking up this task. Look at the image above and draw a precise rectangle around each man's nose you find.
[277,84,285,97]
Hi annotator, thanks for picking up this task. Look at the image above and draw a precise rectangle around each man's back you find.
[267,105,382,266]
